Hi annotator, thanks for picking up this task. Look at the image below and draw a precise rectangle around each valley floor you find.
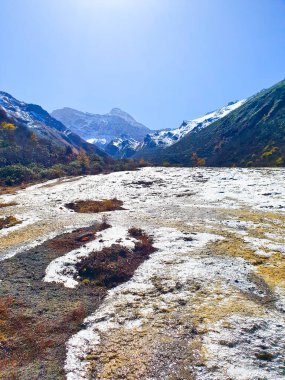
[1,167,285,379]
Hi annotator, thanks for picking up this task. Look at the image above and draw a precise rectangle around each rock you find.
[255,351,274,361]
[75,232,94,242]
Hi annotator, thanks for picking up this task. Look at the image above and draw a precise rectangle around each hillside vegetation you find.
[140,79,285,167]
[0,107,139,186]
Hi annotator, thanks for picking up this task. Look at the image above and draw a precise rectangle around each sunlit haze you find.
[1,0,285,129]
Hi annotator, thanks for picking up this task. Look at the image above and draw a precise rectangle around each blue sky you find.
[1,0,285,130]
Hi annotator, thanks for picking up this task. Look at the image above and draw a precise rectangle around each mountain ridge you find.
[139,79,285,167]
[0,92,105,157]
[51,106,151,149]
[105,100,246,159]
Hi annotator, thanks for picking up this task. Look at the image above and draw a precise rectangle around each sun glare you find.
[78,0,134,9]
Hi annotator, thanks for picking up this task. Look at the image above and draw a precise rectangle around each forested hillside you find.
[139,79,285,167]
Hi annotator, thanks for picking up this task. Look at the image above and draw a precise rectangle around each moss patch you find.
[88,309,203,380]
[212,208,285,293]
[213,233,265,266]
[191,283,265,331]
[219,208,285,225]
[256,253,285,288]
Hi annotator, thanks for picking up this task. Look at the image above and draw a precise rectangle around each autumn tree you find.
[31,132,38,143]
[191,152,206,167]
[77,150,91,174]
[139,158,146,167]
[0,122,17,130]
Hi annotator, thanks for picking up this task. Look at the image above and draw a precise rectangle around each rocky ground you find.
[0,167,285,380]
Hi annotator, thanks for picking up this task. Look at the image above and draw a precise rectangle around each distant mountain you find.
[107,100,245,159]
[51,107,151,149]
[104,137,141,158]
[139,79,285,167]
[141,100,246,150]
[0,92,106,167]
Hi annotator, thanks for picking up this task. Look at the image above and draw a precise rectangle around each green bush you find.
[0,165,37,186]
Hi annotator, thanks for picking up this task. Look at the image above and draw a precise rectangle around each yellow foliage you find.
[0,121,17,130]
[261,146,278,158]
[31,131,38,142]
[275,157,283,166]
[192,152,206,166]
[77,149,90,171]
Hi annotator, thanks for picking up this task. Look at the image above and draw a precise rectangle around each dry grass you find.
[219,207,285,225]
[46,222,110,255]
[211,233,285,290]
[213,233,266,266]
[257,253,285,288]
[210,207,285,299]
[0,185,27,195]
[0,297,87,378]
[191,285,265,329]
[0,223,113,379]
[0,202,17,209]
[65,198,124,213]
[0,216,21,230]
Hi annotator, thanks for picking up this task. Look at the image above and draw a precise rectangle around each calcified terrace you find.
[1,167,285,380]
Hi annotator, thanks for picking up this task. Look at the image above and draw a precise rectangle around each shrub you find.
[76,228,156,288]
[0,164,37,186]
[128,227,144,238]
[275,157,284,166]
[0,122,17,130]
[0,216,21,230]
[191,152,206,167]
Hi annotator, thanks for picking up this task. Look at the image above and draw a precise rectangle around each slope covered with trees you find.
[0,95,139,186]
[138,79,285,167]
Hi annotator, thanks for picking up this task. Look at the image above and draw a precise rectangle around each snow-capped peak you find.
[144,99,246,149]
[102,99,247,159]
[0,91,65,132]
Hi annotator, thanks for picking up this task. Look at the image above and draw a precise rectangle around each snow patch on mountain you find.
[51,107,150,147]
[86,138,107,144]
[104,137,142,158]
[0,91,105,156]
[0,92,52,129]
[144,99,246,149]
[105,100,246,158]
